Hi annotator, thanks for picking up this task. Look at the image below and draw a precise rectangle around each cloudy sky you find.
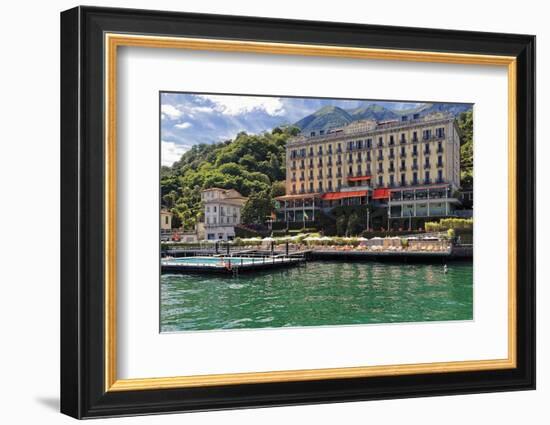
[160,92,422,166]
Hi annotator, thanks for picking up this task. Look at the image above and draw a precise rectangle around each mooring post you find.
[286,241,289,257]
[271,241,274,256]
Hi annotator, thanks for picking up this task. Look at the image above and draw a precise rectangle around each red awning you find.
[321,190,369,201]
[372,188,390,200]
[347,175,372,182]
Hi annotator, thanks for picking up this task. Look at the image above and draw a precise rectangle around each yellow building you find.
[275,113,462,225]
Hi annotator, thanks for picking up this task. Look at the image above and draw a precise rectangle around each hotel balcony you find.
[389,153,395,160]
[424,163,431,169]
[336,173,342,178]
[437,162,444,168]
[424,148,431,155]
[424,179,432,184]
[290,165,296,170]
[399,151,406,158]
[336,160,342,165]
[388,167,396,173]
[412,137,419,143]
[400,138,406,144]
[437,147,444,153]
[377,155,384,161]
[399,165,406,171]
[412,151,418,157]
[412,164,419,170]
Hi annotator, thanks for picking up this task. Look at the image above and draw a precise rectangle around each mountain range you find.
[293,102,472,134]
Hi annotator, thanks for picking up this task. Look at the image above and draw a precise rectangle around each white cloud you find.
[161,104,182,119]
[174,122,192,130]
[197,95,285,116]
[161,140,191,166]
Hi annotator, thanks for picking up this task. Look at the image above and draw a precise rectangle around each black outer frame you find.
[60,6,535,419]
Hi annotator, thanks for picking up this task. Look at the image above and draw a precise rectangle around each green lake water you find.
[160,262,473,332]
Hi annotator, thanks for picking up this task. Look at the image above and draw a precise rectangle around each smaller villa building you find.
[201,188,248,241]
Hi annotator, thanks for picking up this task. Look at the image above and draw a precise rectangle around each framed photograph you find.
[60,6,535,419]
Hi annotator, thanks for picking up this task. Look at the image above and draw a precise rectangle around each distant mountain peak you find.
[293,102,472,134]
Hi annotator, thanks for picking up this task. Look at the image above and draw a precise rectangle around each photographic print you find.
[160,93,474,332]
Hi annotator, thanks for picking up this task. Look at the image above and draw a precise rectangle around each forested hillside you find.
[160,126,297,229]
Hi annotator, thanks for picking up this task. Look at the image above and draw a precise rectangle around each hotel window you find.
[377,162,383,173]
[309,171,313,179]
[300,160,305,168]
[438,155,443,167]
[348,166,353,175]
[357,165,362,175]
[292,160,296,169]
[357,152,362,162]
[328,180,333,190]
[309,147,314,156]
[366,151,371,161]
[400,146,406,157]
[378,137,383,147]
[389,135,395,145]
[400,133,406,143]
[292,172,296,181]
[401,173,406,186]
[423,129,432,140]
[412,131,418,142]
[366,163,371,174]
[291,149,297,158]
[357,140,363,149]
[378,176,383,186]
[412,145,418,155]
[318,146,323,155]
[214,206,217,212]
[337,179,342,189]
[348,141,354,150]
[437,141,443,153]
[425,170,431,183]
[337,143,342,153]
[292,184,296,193]
[300,148,306,157]
[301,183,305,192]
[319,170,323,178]
[400,159,406,171]
[309,182,314,192]
[378,149,383,160]
[319,181,323,191]
[412,172,418,185]
[436,127,445,138]
[310,131,316,137]
[390,174,395,186]
[328,144,332,154]
[438,169,443,182]
[389,147,394,159]
[348,153,352,162]
[366,138,372,148]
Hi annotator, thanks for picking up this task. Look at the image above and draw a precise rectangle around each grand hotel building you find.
[275,113,463,227]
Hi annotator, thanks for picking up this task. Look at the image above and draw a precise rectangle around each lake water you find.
[160,261,473,332]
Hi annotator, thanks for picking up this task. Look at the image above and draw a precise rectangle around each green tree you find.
[457,110,473,187]
[241,190,274,225]
[336,214,348,236]
[346,212,362,236]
